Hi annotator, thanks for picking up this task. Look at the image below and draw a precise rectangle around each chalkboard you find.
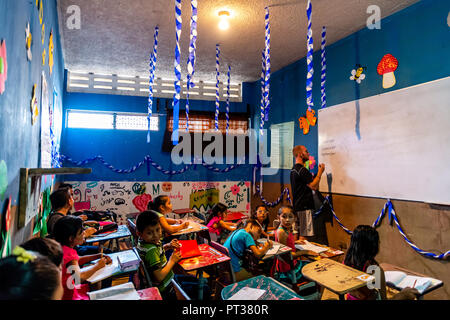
[318,77,450,204]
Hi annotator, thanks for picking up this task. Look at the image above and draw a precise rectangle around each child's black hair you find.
[147,195,169,212]
[49,188,71,211]
[205,202,228,225]
[58,183,73,190]
[136,210,161,233]
[344,225,380,271]
[53,215,83,247]
[21,237,63,267]
[0,252,61,300]
[245,218,263,230]
[251,204,270,230]
[277,205,294,216]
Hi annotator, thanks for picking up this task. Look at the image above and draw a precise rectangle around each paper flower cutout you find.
[305,155,316,171]
[231,185,240,195]
[25,23,32,61]
[377,54,398,89]
[13,246,37,264]
[350,64,366,84]
[31,84,39,124]
[41,23,45,45]
[39,0,44,25]
[298,108,317,135]
[0,40,7,94]
[48,30,54,74]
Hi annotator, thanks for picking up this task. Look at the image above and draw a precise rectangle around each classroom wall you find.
[0,0,65,248]
[248,0,450,299]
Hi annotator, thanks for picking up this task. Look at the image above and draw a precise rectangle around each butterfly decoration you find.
[298,108,317,135]
[39,0,44,25]
[0,40,7,95]
[31,84,39,125]
[48,30,54,74]
[26,23,32,61]
[350,64,366,84]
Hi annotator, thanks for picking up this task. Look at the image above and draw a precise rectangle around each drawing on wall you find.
[349,64,366,84]
[67,181,250,225]
[30,84,39,125]
[298,108,317,135]
[0,40,7,95]
[26,22,32,61]
[0,160,7,200]
[377,54,398,89]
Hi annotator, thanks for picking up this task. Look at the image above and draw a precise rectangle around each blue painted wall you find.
[61,86,253,182]
[246,0,450,185]
[0,0,65,235]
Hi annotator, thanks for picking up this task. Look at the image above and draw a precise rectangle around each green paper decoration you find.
[0,160,7,200]
[33,188,51,237]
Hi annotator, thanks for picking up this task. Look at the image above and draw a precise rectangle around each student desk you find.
[254,239,296,282]
[380,262,444,299]
[85,224,132,250]
[178,243,231,300]
[302,258,370,300]
[137,287,162,300]
[224,211,248,222]
[221,275,302,300]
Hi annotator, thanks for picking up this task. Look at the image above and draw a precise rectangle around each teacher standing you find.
[290,145,328,245]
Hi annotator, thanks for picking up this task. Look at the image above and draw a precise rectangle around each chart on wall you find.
[66,181,251,224]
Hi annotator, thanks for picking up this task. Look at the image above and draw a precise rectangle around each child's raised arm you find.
[218,220,236,232]
[159,216,189,235]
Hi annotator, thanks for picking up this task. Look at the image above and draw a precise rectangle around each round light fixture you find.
[218,10,230,30]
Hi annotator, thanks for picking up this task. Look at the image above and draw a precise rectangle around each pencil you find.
[413,279,417,288]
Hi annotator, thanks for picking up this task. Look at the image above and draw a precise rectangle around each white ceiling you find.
[57,0,419,84]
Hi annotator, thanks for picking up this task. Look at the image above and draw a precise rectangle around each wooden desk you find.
[302,258,370,300]
[221,275,302,300]
[178,244,231,300]
[137,287,162,300]
[380,262,444,299]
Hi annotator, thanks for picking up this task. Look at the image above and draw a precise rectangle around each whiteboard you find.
[318,77,450,204]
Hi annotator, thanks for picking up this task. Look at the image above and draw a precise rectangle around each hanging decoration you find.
[31,84,39,125]
[263,6,271,122]
[350,64,366,84]
[377,54,398,89]
[320,26,326,108]
[39,0,44,25]
[214,44,220,131]
[0,40,7,94]
[225,65,231,134]
[254,184,292,207]
[298,108,316,135]
[147,26,159,143]
[0,197,12,258]
[26,22,32,61]
[259,50,266,136]
[48,29,54,75]
[172,0,182,145]
[185,0,198,132]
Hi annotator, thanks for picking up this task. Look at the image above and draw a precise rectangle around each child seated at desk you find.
[136,210,209,300]
[21,237,63,268]
[147,195,189,235]
[274,205,318,284]
[224,219,273,282]
[206,203,237,242]
[251,205,271,238]
[0,247,64,300]
[343,225,419,300]
[53,216,112,300]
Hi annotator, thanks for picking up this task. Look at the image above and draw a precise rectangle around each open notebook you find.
[88,282,140,300]
[227,287,266,300]
[384,271,442,294]
[294,240,328,254]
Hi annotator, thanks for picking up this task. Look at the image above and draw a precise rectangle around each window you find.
[67,110,159,131]
[167,112,248,134]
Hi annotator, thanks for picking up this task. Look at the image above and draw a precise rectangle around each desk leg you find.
[339,294,345,300]
[197,270,205,300]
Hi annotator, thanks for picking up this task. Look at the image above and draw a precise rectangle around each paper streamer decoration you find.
[26,22,32,61]
[147,26,159,143]
[263,7,271,122]
[260,50,266,135]
[214,44,220,131]
[1,197,12,258]
[320,26,326,108]
[172,0,182,145]
[305,0,314,111]
[254,184,292,207]
[0,160,7,200]
[49,30,54,75]
[185,0,198,132]
[225,65,231,134]
[0,40,7,94]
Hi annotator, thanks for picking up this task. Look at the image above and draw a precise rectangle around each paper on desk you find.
[265,244,281,256]
[294,240,328,254]
[228,287,266,300]
[88,282,140,300]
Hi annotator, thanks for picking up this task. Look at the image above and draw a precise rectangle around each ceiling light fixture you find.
[218,10,230,30]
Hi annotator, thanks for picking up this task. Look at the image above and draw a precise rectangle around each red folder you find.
[178,240,202,259]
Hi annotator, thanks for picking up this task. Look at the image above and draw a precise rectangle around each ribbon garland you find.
[306,0,314,112]
[172,0,182,145]
[147,26,159,143]
[263,6,271,122]
[214,44,220,131]
[320,26,327,109]
[260,50,266,136]
[226,65,231,134]
[186,0,198,132]
[254,183,292,207]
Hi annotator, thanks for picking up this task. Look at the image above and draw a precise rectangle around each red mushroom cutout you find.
[377,54,398,89]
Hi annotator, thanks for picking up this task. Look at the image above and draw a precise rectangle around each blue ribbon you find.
[147,26,159,143]
[226,65,231,134]
[320,26,327,109]
[306,0,314,111]
[172,0,182,145]
[185,0,198,132]
[214,44,220,131]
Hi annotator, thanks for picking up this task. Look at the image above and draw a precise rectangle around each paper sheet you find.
[265,244,281,256]
[88,282,140,300]
[228,287,266,300]
[294,240,328,254]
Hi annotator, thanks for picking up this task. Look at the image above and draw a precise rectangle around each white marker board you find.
[318,77,450,204]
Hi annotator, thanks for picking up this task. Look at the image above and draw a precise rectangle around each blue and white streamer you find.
[186,0,198,132]
[260,50,266,136]
[254,183,292,207]
[320,26,327,109]
[263,6,271,122]
[172,0,182,145]
[214,44,220,131]
[226,65,231,134]
[147,26,159,143]
[306,0,314,111]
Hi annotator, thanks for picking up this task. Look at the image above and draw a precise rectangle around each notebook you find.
[178,240,202,258]
[294,240,328,254]
[384,271,441,294]
[88,282,140,300]
[227,287,266,300]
